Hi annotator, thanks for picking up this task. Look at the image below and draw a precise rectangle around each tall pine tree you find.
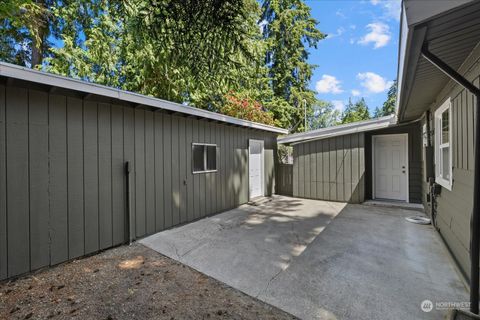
[374,80,397,117]
[261,0,325,131]
[341,98,370,124]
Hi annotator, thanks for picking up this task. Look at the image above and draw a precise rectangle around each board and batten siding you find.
[421,48,480,281]
[292,133,365,203]
[0,84,277,280]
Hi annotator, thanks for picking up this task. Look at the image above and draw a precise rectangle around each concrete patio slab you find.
[140,196,468,320]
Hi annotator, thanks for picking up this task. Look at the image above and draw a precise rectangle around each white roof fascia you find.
[0,62,288,135]
[278,115,396,145]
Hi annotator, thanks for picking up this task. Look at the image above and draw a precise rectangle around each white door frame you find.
[371,133,409,202]
[248,139,265,199]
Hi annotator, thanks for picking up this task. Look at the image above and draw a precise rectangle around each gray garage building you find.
[0,62,287,281]
[278,115,422,204]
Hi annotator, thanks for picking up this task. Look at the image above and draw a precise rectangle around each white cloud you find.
[326,27,346,39]
[315,75,343,94]
[331,100,345,112]
[358,22,391,49]
[370,0,401,21]
[336,10,346,19]
[357,72,393,93]
[351,89,361,97]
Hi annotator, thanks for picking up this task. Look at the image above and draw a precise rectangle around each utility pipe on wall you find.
[421,44,480,314]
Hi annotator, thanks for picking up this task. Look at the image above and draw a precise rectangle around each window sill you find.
[193,170,218,174]
[436,177,452,191]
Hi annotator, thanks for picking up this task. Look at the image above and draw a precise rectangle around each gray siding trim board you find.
[0,83,278,281]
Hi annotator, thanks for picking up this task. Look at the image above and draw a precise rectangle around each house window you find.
[192,143,217,173]
[434,98,452,190]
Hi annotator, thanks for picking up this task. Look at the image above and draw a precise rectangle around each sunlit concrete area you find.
[141,195,468,320]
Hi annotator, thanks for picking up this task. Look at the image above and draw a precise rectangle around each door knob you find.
[402,170,406,173]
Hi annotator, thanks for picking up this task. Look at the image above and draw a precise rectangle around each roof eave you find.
[0,62,288,135]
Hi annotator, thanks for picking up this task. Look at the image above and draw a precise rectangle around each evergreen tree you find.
[341,98,370,124]
[261,0,325,131]
[309,100,340,129]
[374,80,397,117]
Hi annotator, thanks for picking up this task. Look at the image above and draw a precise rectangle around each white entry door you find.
[249,140,264,199]
[373,134,408,201]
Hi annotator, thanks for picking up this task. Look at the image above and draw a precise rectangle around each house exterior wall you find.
[365,122,423,203]
[0,83,277,281]
[421,47,480,281]
[292,133,365,203]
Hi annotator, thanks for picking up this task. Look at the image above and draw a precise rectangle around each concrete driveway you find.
[140,196,468,320]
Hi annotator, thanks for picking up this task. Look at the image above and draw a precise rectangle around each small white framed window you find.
[192,143,217,173]
[434,98,452,190]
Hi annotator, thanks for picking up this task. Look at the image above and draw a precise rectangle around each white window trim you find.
[434,98,453,190]
[192,143,218,174]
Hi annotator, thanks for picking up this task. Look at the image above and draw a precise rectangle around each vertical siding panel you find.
[123,107,135,239]
[154,112,164,230]
[186,117,194,222]
[178,117,188,223]
[241,129,249,202]
[28,90,49,270]
[0,85,6,279]
[227,126,233,209]
[193,120,200,219]
[111,105,125,244]
[205,123,214,212]
[98,103,112,249]
[6,87,30,275]
[344,135,352,202]
[234,127,241,205]
[468,90,474,171]
[198,121,206,216]
[134,109,146,236]
[310,142,317,198]
[298,143,305,197]
[163,114,173,227]
[304,142,311,198]
[455,97,460,168]
[456,96,463,169]
[49,94,68,265]
[215,124,223,209]
[323,140,329,200]
[67,97,84,259]
[351,134,359,203]
[293,145,298,197]
[211,124,218,211]
[359,133,365,202]
[462,91,468,170]
[453,97,458,168]
[83,101,99,253]
[264,135,273,197]
[329,139,336,201]
[316,140,323,199]
[336,136,344,201]
[171,116,180,225]
[145,111,155,234]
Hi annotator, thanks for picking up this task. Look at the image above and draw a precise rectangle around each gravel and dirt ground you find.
[0,243,296,320]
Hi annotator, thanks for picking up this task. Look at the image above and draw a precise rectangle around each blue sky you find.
[306,0,401,114]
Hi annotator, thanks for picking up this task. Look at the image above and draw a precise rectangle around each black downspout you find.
[421,44,480,314]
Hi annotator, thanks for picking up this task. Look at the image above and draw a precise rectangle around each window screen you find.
[193,145,205,172]
[192,144,217,173]
[206,146,217,171]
